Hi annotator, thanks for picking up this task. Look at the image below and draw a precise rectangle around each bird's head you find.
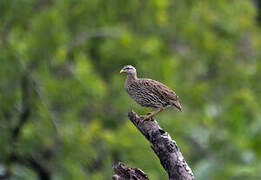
[120,65,137,76]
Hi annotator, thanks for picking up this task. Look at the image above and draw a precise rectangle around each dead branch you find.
[112,111,194,180]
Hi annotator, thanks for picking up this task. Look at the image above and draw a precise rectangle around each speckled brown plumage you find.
[120,65,182,112]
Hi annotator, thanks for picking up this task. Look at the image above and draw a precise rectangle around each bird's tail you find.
[172,100,182,112]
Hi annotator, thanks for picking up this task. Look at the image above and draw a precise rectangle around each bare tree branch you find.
[118,110,194,180]
[112,162,149,180]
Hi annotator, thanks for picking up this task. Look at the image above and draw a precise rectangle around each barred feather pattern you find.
[125,77,182,111]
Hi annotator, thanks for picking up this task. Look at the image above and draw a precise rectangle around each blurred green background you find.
[1,0,261,179]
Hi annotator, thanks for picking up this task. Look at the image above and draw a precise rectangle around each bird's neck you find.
[127,73,137,81]
[125,74,137,88]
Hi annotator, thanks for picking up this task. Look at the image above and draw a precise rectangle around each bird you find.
[120,65,182,120]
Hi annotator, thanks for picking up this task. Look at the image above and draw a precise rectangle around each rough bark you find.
[112,162,149,180]
[113,111,194,180]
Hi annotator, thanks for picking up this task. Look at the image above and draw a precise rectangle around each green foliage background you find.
[1,0,261,179]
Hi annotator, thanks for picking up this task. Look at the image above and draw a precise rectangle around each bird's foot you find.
[142,112,154,121]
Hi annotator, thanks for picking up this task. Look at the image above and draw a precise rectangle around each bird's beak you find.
[120,69,125,74]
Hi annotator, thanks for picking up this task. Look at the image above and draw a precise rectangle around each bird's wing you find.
[138,78,179,102]
[143,79,182,111]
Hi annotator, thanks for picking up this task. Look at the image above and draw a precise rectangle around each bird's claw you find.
[142,112,154,121]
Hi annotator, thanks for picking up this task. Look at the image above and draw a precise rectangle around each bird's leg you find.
[143,107,164,121]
